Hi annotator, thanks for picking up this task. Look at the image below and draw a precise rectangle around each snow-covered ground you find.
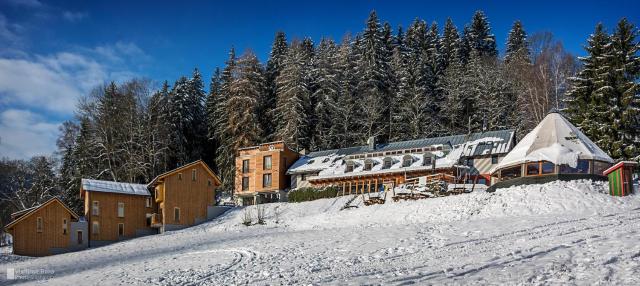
[2,180,640,285]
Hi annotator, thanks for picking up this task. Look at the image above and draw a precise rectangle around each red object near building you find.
[603,161,638,196]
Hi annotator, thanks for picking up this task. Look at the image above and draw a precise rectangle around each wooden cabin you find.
[603,161,638,196]
[80,179,155,247]
[5,197,87,257]
[148,160,222,232]
[235,141,299,205]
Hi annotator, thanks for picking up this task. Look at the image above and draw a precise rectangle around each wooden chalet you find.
[5,197,87,257]
[80,179,155,246]
[148,160,222,232]
[235,141,299,205]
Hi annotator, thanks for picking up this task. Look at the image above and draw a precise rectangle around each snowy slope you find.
[2,180,639,285]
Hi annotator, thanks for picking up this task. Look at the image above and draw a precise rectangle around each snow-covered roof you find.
[81,179,150,196]
[490,112,613,174]
[288,130,514,177]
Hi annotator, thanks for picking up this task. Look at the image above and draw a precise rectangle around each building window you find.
[501,165,522,180]
[118,223,124,237]
[466,158,474,167]
[192,169,197,181]
[263,173,272,187]
[92,221,100,235]
[491,155,499,164]
[301,174,306,181]
[92,201,100,216]
[117,202,125,218]
[178,173,183,180]
[242,176,249,190]
[174,207,180,222]
[402,156,413,167]
[424,156,432,166]
[146,197,152,208]
[559,159,590,174]
[263,155,272,170]
[208,179,212,186]
[364,162,373,171]
[63,218,68,235]
[77,231,83,245]
[36,217,43,233]
[346,162,354,173]
[541,161,555,174]
[526,163,540,176]
[242,159,250,173]
[383,158,393,169]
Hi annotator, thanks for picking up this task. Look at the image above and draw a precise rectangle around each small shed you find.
[603,161,638,196]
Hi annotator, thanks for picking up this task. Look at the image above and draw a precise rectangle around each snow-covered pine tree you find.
[185,68,209,164]
[205,69,221,171]
[226,50,265,151]
[440,18,460,70]
[355,10,392,142]
[608,18,639,160]
[215,49,237,193]
[311,38,341,150]
[263,32,289,140]
[168,76,191,166]
[146,81,172,177]
[275,40,313,152]
[504,20,530,64]
[565,24,611,151]
[333,35,359,148]
[468,11,498,60]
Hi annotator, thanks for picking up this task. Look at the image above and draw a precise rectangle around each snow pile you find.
[492,112,613,172]
[207,180,636,232]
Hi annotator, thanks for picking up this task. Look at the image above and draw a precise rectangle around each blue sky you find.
[0,0,638,159]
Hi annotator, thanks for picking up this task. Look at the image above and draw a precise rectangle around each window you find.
[242,176,249,190]
[77,231,83,245]
[402,156,413,167]
[242,160,250,173]
[383,158,393,169]
[593,161,611,175]
[263,173,272,187]
[63,218,68,235]
[178,173,183,180]
[117,202,124,218]
[92,201,100,216]
[364,161,373,171]
[466,158,474,167]
[36,217,43,233]
[174,207,180,222]
[207,179,212,186]
[526,163,540,176]
[491,155,499,164]
[478,178,487,185]
[92,221,100,234]
[501,165,522,180]
[146,197,152,208]
[192,169,197,181]
[423,156,432,166]
[263,155,272,170]
[541,161,555,174]
[346,162,354,173]
[559,159,590,174]
[301,174,306,181]
[118,223,124,237]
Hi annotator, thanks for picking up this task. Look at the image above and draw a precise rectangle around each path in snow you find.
[1,180,639,285]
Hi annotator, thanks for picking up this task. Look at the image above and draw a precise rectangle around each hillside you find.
[2,180,640,285]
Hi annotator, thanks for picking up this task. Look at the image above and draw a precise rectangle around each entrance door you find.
[118,223,125,237]
[77,231,83,245]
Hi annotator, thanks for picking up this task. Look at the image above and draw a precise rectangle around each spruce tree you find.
[311,38,340,150]
[440,18,460,70]
[263,32,288,140]
[468,11,498,59]
[504,20,530,64]
[215,49,237,193]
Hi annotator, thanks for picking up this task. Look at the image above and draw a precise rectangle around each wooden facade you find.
[5,198,80,257]
[235,141,299,204]
[149,160,222,231]
[81,190,154,244]
[603,161,638,196]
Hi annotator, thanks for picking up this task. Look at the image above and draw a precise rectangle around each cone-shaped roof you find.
[490,112,613,174]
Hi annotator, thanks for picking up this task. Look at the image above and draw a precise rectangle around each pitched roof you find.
[5,197,79,230]
[490,112,614,174]
[148,160,221,187]
[81,179,150,196]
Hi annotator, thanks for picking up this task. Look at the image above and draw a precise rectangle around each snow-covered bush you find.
[241,208,252,226]
[288,186,339,203]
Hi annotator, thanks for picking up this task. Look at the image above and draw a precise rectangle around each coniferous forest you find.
[0,11,638,228]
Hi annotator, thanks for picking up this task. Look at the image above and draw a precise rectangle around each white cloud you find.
[4,0,43,8]
[0,109,60,159]
[62,11,88,22]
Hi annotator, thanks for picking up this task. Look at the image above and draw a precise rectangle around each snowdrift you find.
[204,180,638,233]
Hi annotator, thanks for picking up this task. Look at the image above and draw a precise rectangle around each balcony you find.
[150,213,162,228]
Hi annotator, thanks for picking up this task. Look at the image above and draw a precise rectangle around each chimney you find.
[367,136,377,150]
